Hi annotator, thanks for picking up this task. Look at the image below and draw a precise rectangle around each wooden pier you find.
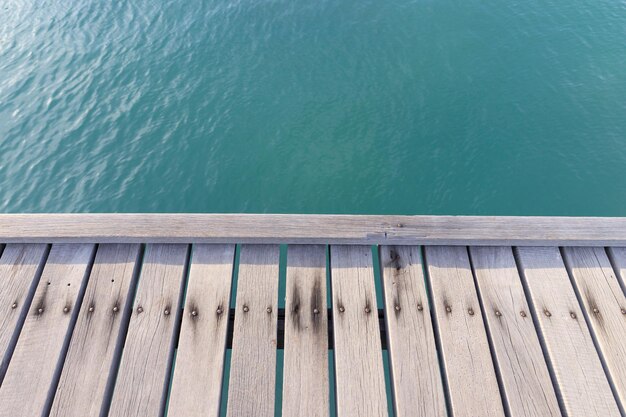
[0,214,626,416]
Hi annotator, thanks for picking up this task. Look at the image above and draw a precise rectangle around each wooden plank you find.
[283,245,329,417]
[167,244,235,417]
[49,244,141,417]
[226,244,280,417]
[331,245,388,417]
[608,247,626,292]
[469,246,561,417]
[379,245,446,417]
[108,244,188,417]
[0,244,48,383]
[0,214,625,246]
[562,247,626,412]
[424,246,505,417]
[0,244,95,417]
[516,247,621,417]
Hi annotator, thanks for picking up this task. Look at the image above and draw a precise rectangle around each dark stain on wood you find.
[290,283,302,331]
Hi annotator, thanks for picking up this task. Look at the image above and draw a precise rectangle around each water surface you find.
[1,0,625,214]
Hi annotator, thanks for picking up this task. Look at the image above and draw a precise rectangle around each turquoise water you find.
[1,0,626,214]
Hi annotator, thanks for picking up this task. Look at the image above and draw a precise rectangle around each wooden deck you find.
[0,214,625,417]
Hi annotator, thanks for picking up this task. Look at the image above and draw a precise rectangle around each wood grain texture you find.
[562,247,626,412]
[424,246,505,417]
[226,244,280,417]
[516,247,620,417]
[608,247,626,292]
[469,246,561,417]
[330,245,388,417]
[108,244,188,417]
[0,244,48,383]
[167,244,235,417]
[49,244,141,417]
[283,245,329,417]
[1,214,626,246]
[379,246,446,417]
[0,244,95,417]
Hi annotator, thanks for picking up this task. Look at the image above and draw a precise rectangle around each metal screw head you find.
[468,308,474,316]
[191,310,198,317]
[394,305,401,312]
[38,308,44,314]
[88,306,94,312]
[544,309,552,317]
[112,306,119,312]
[396,223,403,228]
[137,306,144,314]
[417,304,423,311]
[164,309,170,316]
[570,312,577,319]
[266,307,272,314]
[216,307,223,315]
[313,308,320,315]
[520,311,527,318]
[495,310,502,317]
[63,307,70,313]
[11,302,17,309]
[445,306,452,313]
[593,307,600,314]
[621,308,626,315]
[338,306,345,313]
[364,307,371,314]
[243,305,249,313]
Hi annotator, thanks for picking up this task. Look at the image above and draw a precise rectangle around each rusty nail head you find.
[544,309,551,317]
[38,308,44,314]
[11,302,17,309]
[243,305,249,313]
[216,307,223,315]
[191,310,198,316]
[621,308,626,315]
[63,307,70,313]
[137,306,144,313]
[113,306,119,312]
[338,306,345,313]
[164,309,170,316]
[266,307,272,314]
[593,308,599,314]
[313,308,320,314]
[570,312,577,319]
[417,304,423,311]
[445,306,452,313]
[520,311,527,317]
[365,307,371,314]
[495,310,502,317]
[468,308,474,316]
[88,306,94,312]
[395,305,401,311]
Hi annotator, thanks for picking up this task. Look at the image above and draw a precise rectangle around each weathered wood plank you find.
[49,244,141,417]
[0,244,48,383]
[424,246,505,417]
[167,244,235,417]
[226,245,280,417]
[608,247,626,292]
[283,245,329,417]
[1,214,626,246]
[331,245,388,417]
[516,247,621,417]
[379,246,446,417]
[0,244,95,417]
[108,244,189,417]
[562,247,626,412]
[469,246,561,417]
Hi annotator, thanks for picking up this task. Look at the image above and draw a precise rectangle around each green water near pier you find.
[1,0,626,214]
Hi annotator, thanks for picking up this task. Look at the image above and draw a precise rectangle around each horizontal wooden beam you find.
[0,214,625,246]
